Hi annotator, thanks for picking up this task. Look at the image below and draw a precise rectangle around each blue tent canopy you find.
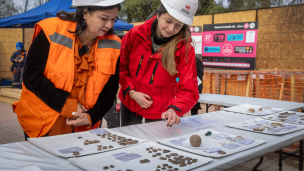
[0,0,133,31]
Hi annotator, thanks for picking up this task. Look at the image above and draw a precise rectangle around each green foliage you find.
[119,0,160,23]
[197,0,231,15]
[228,0,273,11]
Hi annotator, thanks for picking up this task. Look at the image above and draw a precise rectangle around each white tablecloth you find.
[199,93,304,111]
[1,111,304,171]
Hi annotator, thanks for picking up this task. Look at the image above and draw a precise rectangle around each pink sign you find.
[202,22,259,70]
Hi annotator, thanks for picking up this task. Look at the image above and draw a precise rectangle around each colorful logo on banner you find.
[244,23,249,29]
[222,44,233,56]
[204,33,212,43]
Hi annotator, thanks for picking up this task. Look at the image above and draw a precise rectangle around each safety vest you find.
[13,17,121,138]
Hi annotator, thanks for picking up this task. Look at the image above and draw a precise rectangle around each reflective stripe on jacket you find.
[13,17,121,137]
[118,16,199,119]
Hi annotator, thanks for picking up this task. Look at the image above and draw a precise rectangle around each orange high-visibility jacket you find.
[13,17,121,138]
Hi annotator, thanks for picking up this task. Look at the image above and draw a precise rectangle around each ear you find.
[83,8,89,20]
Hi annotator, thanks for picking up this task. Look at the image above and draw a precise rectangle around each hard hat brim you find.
[72,0,124,7]
[160,0,193,25]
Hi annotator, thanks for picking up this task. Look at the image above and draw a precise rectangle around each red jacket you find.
[118,17,199,119]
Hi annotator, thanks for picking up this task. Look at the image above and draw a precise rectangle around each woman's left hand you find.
[66,111,90,127]
[161,109,181,127]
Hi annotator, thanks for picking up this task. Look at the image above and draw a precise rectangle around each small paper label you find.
[58,147,83,154]
[115,153,142,162]
[89,129,110,135]
[203,147,222,153]
[212,134,229,140]
[238,138,255,145]
[169,138,186,146]
[222,143,241,149]
[256,120,269,125]
[112,152,127,157]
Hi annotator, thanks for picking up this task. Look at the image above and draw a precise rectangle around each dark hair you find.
[56,4,121,36]
[152,3,191,76]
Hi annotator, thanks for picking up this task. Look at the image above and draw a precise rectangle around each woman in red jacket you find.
[119,0,199,127]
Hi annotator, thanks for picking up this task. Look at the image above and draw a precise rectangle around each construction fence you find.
[202,69,304,103]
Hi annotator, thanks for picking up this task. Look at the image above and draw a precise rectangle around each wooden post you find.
[215,73,221,110]
[256,74,260,98]
[291,75,295,102]
[279,76,285,100]
[246,74,252,97]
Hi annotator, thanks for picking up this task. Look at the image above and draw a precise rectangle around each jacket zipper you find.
[135,55,144,77]
[149,62,159,85]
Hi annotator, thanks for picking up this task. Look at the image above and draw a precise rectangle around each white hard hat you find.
[72,0,124,7]
[160,0,198,25]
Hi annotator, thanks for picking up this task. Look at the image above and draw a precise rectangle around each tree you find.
[119,0,230,22]
[0,0,19,18]
[196,0,230,15]
[228,0,274,11]
[119,0,160,23]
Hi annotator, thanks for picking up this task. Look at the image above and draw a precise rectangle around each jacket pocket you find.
[149,62,159,85]
[135,55,144,77]
[44,62,68,90]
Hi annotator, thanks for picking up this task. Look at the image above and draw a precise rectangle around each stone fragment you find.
[190,134,202,147]
[132,140,138,144]
[172,160,179,164]
[140,159,150,163]
[73,152,79,156]
[253,128,264,131]
[248,108,255,113]
[218,150,226,154]
[179,163,187,167]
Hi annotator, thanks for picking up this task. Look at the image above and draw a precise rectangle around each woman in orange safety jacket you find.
[13,0,124,139]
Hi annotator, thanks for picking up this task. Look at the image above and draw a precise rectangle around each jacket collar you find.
[137,15,156,48]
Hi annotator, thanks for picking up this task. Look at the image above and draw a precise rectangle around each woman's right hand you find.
[130,90,153,109]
